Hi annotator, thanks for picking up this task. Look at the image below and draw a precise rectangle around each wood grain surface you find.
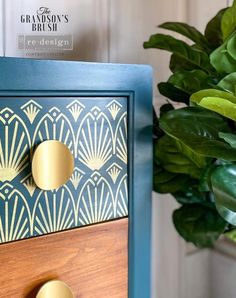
[0,218,128,298]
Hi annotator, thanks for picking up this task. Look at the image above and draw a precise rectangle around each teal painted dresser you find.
[0,58,152,298]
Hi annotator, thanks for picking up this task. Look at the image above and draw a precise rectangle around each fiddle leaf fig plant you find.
[144,0,236,247]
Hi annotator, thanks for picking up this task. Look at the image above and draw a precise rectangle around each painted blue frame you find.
[0,57,153,298]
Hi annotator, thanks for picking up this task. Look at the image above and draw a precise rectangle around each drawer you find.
[0,96,128,243]
[0,218,128,298]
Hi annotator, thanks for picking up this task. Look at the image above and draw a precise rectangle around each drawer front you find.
[0,97,128,244]
[0,218,128,298]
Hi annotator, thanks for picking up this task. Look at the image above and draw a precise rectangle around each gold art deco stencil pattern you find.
[0,97,128,244]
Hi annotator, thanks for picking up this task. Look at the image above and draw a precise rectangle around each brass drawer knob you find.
[36,280,74,298]
[32,140,74,191]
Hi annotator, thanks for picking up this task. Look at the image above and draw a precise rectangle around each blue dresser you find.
[0,58,152,298]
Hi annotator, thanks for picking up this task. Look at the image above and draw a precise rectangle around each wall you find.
[187,0,226,31]
[211,242,236,298]
[2,0,110,61]
[1,1,236,298]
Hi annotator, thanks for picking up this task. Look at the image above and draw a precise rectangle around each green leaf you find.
[226,32,236,60]
[174,138,209,169]
[219,132,236,148]
[211,164,236,225]
[160,103,174,117]
[216,205,236,226]
[221,0,236,41]
[168,70,213,94]
[155,135,205,178]
[205,8,227,49]
[159,22,210,51]
[190,89,236,104]
[153,173,190,194]
[169,53,201,72]
[218,72,236,94]
[210,38,236,74]
[158,82,189,104]
[157,135,208,169]
[173,186,212,206]
[159,107,236,160]
[199,163,217,192]
[143,34,213,73]
[225,229,236,242]
[153,162,190,193]
[196,96,236,121]
[173,204,227,247]
[160,107,230,139]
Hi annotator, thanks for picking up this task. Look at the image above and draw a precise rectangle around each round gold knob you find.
[36,280,74,298]
[32,140,74,191]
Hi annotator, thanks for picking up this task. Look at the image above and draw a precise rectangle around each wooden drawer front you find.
[0,218,128,298]
[0,97,128,244]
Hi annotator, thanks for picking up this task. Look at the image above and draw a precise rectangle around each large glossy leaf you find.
[159,107,236,160]
[215,204,236,226]
[155,135,205,178]
[169,53,201,72]
[210,39,236,74]
[174,138,209,169]
[196,97,236,121]
[226,33,236,60]
[205,8,227,49]
[158,82,189,104]
[173,186,213,207]
[221,0,236,40]
[153,163,190,194]
[219,132,236,148]
[159,22,210,50]
[159,103,174,117]
[211,164,236,225]
[199,163,217,192]
[173,204,227,247]
[160,107,230,139]
[168,70,213,94]
[143,34,213,73]
[190,89,236,104]
[218,72,236,94]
